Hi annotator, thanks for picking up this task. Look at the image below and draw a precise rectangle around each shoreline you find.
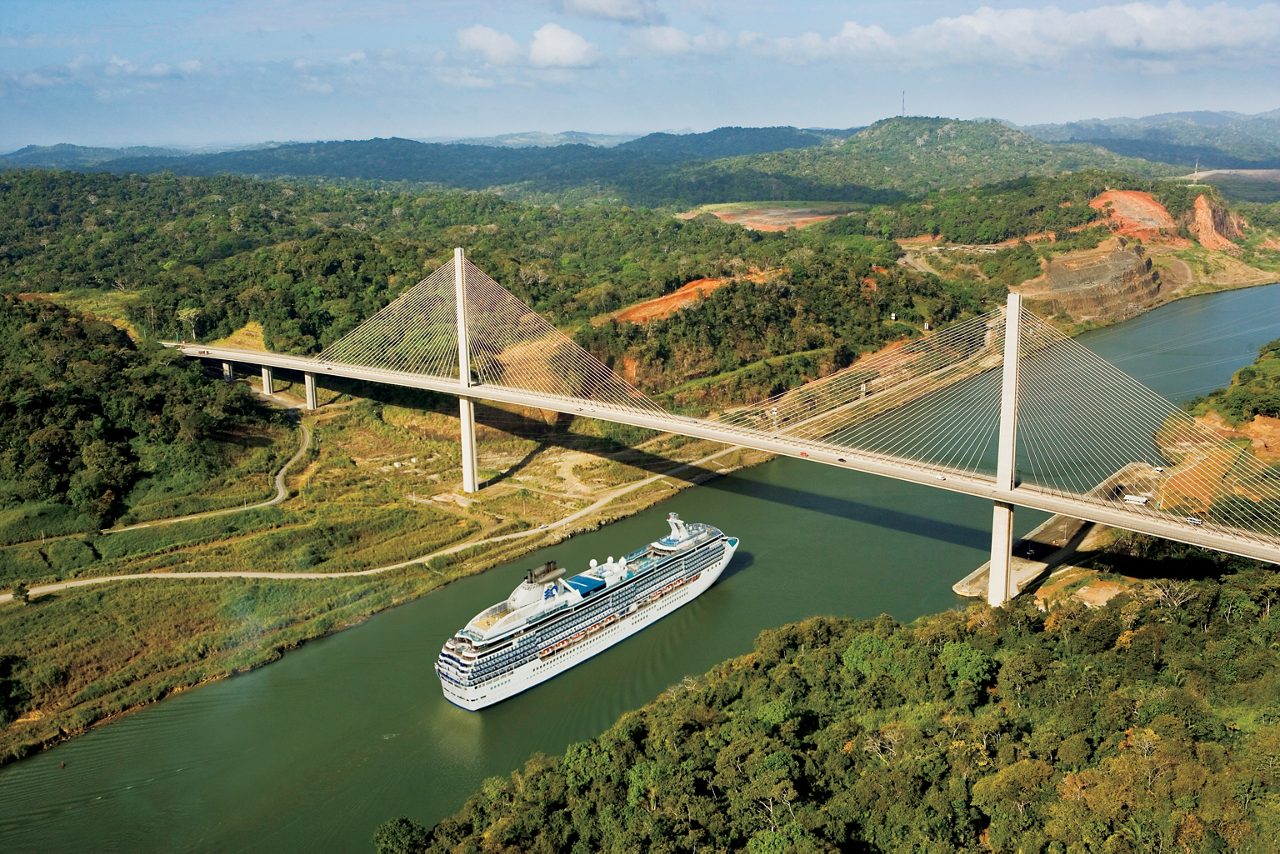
[5,279,1278,768]
[0,433,772,767]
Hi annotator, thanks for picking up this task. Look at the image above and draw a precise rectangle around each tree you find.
[372,817,427,854]
[12,581,30,606]
[971,759,1054,848]
[176,306,201,340]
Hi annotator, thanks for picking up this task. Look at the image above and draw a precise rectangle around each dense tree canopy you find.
[0,170,998,405]
[0,170,790,347]
[0,295,267,523]
[390,561,1280,853]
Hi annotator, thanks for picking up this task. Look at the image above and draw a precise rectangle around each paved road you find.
[0,443,741,604]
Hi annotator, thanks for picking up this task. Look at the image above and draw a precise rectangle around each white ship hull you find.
[440,536,737,710]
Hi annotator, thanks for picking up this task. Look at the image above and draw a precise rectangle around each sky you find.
[2,0,1279,150]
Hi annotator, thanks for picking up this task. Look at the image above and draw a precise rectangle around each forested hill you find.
[77,126,843,203]
[0,143,185,170]
[0,169,983,407]
[390,564,1280,852]
[7,118,1173,205]
[0,296,268,526]
[671,117,1176,197]
[1194,337,1280,425]
[1022,108,1280,169]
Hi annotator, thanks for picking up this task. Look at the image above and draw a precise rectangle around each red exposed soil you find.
[714,210,839,231]
[1200,412,1280,464]
[1189,194,1239,252]
[1074,580,1127,608]
[1088,190,1184,243]
[613,269,779,324]
[896,234,943,247]
[619,355,640,385]
[679,207,843,232]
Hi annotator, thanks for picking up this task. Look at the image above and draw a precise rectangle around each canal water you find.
[1,284,1276,852]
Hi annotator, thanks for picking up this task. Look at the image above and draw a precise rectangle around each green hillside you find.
[0,143,186,169]
[677,117,1175,198]
[397,563,1280,852]
[0,170,968,404]
[1193,337,1280,425]
[7,119,1180,207]
[1023,109,1280,169]
[77,126,838,201]
[0,296,271,528]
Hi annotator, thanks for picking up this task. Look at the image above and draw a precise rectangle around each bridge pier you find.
[221,361,234,382]
[988,293,1022,607]
[454,247,481,493]
[989,503,1015,605]
[459,398,479,493]
[261,366,274,394]
[303,372,318,411]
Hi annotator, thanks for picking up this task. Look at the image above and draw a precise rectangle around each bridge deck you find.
[177,343,1280,567]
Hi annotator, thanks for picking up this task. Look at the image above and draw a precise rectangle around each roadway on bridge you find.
[180,342,1280,568]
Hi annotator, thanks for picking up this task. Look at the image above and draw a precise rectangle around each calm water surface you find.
[1,284,1276,852]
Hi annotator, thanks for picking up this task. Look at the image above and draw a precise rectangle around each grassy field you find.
[33,289,143,339]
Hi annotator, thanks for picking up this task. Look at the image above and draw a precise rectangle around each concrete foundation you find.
[304,372,318,410]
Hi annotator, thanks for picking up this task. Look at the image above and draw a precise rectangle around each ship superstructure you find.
[436,514,738,710]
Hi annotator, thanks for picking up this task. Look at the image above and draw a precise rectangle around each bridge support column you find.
[989,502,1015,605]
[221,361,234,382]
[459,397,479,493]
[261,366,274,394]
[988,293,1022,607]
[454,247,480,493]
[303,372,318,411]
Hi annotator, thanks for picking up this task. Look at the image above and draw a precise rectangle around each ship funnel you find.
[526,561,563,584]
[666,512,688,542]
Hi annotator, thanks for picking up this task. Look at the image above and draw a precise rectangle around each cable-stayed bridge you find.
[176,250,1280,605]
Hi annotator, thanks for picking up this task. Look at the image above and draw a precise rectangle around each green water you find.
[1,284,1277,852]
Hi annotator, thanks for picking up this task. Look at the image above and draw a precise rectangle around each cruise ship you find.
[436,514,739,710]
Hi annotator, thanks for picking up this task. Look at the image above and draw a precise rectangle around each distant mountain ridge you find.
[38,126,856,205]
[2,119,1173,204]
[670,117,1173,197]
[1,143,186,168]
[1021,108,1280,169]
[445,130,639,148]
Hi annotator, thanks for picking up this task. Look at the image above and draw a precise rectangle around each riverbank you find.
[3,284,1278,852]
[953,463,1161,599]
[0,404,771,766]
[3,281,1277,783]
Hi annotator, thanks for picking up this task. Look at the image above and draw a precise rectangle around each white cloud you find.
[626,25,732,56]
[300,77,334,95]
[749,2,1280,68]
[908,2,1280,65]
[437,69,496,89]
[457,25,523,66]
[105,56,137,76]
[17,71,61,88]
[529,23,598,67]
[560,0,663,25]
